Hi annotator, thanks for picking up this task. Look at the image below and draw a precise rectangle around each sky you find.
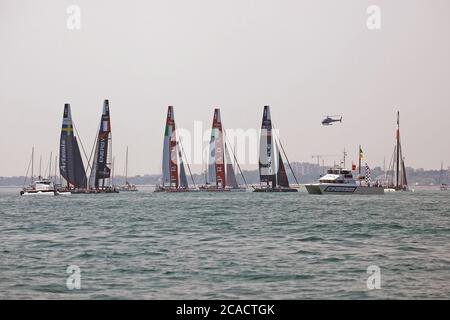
[0,0,449,176]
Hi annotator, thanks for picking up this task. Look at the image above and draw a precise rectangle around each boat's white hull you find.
[21,190,72,196]
[57,191,72,196]
[305,184,384,195]
[21,190,56,196]
[383,188,414,193]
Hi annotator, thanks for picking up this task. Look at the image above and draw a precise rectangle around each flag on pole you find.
[359,146,364,160]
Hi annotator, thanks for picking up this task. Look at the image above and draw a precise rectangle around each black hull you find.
[154,186,200,193]
[253,187,298,193]
[62,188,119,194]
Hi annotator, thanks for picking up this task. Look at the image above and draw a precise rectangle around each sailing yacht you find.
[154,106,198,192]
[384,111,412,192]
[439,161,448,191]
[58,103,88,194]
[200,108,247,192]
[253,105,299,192]
[87,100,118,193]
[117,146,138,192]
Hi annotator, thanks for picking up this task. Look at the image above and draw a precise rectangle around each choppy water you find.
[0,187,449,299]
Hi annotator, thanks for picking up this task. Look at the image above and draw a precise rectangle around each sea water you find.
[0,187,449,299]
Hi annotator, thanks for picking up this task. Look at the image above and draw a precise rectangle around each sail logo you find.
[60,140,67,172]
[325,186,356,193]
[98,140,106,163]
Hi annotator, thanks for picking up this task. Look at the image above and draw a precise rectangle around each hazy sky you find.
[1,0,449,176]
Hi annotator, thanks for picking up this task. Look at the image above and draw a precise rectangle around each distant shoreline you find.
[0,163,448,187]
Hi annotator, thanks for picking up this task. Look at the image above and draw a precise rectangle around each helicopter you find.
[321,115,342,126]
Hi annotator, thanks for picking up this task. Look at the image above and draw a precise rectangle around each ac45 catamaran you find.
[253,105,299,192]
[86,100,118,193]
[200,108,247,192]
[58,103,88,193]
[155,106,197,192]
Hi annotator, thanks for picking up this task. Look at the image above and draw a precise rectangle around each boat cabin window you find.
[320,179,345,184]
[36,181,51,185]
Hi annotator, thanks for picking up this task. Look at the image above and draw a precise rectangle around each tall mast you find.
[54,155,58,183]
[39,155,42,178]
[125,146,128,184]
[396,111,400,189]
[31,147,34,183]
[343,148,347,169]
[49,152,52,180]
[358,145,362,176]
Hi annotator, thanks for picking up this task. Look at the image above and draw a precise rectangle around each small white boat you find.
[20,148,70,196]
[21,178,58,196]
[117,182,138,192]
[305,167,384,195]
